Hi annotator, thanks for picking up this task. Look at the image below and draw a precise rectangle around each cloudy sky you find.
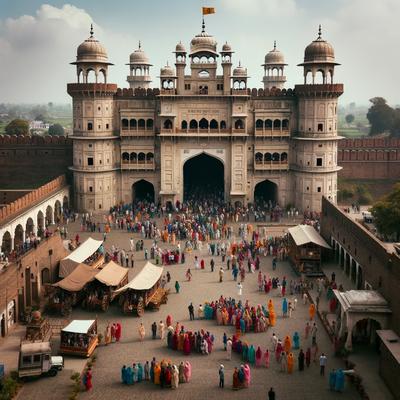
[0,0,398,105]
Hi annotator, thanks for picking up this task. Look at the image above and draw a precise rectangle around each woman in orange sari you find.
[309,303,316,320]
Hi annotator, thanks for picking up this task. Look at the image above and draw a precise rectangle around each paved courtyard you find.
[14,216,393,399]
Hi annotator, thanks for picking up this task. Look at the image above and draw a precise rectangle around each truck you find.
[18,342,63,379]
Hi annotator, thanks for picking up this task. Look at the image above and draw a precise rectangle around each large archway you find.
[183,153,224,202]
[254,180,278,207]
[1,232,12,254]
[132,180,155,203]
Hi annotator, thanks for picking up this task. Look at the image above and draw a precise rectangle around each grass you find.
[339,128,368,138]
[46,116,72,129]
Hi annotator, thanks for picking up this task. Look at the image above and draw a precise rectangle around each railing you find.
[121,161,155,170]
[159,128,239,135]
[255,128,290,137]
[120,128,155,136]
[254,161,289,170]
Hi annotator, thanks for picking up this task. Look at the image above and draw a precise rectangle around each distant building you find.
[29,120,50,130]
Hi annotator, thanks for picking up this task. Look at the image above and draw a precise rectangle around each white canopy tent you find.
[61,319,96,334]
[114,262,164,293]
[59,238,103,277]
[288,224,331,249]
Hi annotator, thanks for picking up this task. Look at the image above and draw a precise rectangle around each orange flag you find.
[202,7,215,15]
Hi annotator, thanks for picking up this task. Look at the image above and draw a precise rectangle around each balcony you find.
[254,161,289,171]
[159,128,234,136]
[120,127,155,137]
[255,128,290,137]
[121,160,155,170]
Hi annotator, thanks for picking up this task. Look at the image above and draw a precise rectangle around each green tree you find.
[345,114,355,124]
[371,183,400,240]
[356,185,373,205]
[366,97,394,135]
[390,108,400,137]
[5,119,29,135]
[48,123,65,136]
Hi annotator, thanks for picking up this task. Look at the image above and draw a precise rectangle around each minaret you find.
[262,41,287,90]
[292,25,343,212]
[126,41,152,89]
[220,42,233,95]
[68,25,118,211]
[174,41,187,95]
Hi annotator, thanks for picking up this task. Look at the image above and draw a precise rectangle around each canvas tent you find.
[94,261,128,287]
[62,319,96,334]
[114,262,163,294]
[288,225,331,249]
[59,238,103,277]
[53,263,99,292]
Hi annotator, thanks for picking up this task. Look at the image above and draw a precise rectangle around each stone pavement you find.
[3,216,381,399]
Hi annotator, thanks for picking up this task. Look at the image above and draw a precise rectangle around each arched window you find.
[235,119,244,130]
[199,118,209,130]
[220,120,226,130]
[193,56,200,63]
[264,153,272,162]
[200,56,208,63]
[122,152,129,162]
[138,119,145,129]
[273,119,281,129]
[265,119,272,129]
[255,152,263,163]
[181,120,188,130]
[282,119,289,129]
[146,152,154,162]
[199,70,210,78]
[281,152,288,162]
[272,152,280,162]
[122,119,129,129]
[86,69,95,83]
[138,152,145,163]
[189,119,198,129]
[98,69,106,83]
[164,119,172,129]
[239,81,246,90]
[130,152,137,162]
[129,119,137,128]
[210,119,218,130]
[256,119,263,129]
[233,81,240,90]
[146,119,154,129]
[315,69,325,84]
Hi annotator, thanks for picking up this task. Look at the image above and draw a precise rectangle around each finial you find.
[90,23,94,37]
[202,17,205,33]
[166,61,169,67]
[239,61,241,67]
[274,40,276,50]
[318,24,322,39]
[139,40,141,49]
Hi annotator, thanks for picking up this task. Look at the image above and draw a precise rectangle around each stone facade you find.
[68,25,343,212]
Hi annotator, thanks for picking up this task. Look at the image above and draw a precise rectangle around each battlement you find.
[250,87,295,98]
[116,87,160,98]
[339,137,400,149]
[0,175,67,225]
[0,134,72,146]
[294,84,344,97]
[67,83,118,96]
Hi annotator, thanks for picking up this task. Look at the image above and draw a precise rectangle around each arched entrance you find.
[352,318,381,349]
[254,180,278,206]
[26,218,34,238]
[37,211,44,238]
[1,231,12,254]
[14,224,24,250]
[54,200,62,223]
[183,153,224,202]
[132,180,155,203]
[45,205,53,226]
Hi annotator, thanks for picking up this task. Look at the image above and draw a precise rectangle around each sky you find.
[0,0,398,105]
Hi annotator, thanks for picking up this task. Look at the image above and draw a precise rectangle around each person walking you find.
[268,387,276,400]
[138,323,145,341]
[175,281,180,293]
[237,282,243,296]
[219,267,224,282]
[188,303,195,320]
[210,259,215,272]
[158,320,165,340]
[218,365,225,388]
[319,353,327,376]
[186,268,192,282]
[151,322,157,339]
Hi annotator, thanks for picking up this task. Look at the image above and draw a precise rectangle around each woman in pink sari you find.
[183,361,191,382]
[255,346,262,367]
[243,364,251,388]
[183,334,191,355]
[264,349,270,368]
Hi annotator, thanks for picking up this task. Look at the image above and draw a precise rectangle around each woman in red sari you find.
[232,367,240,390]
[85,368,92,391]
[183,334,191,355]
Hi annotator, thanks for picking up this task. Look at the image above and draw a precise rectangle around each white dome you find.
[233,63,247,76]
[129,42,151,65]
[175,41,186,53]
[190,21,217,55]
[303,26,336,64]
[160,64,175,76]
[264,42,285,65]
[221,42,232,52]
[76,25,108,63]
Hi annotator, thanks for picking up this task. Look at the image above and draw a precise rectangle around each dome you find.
[303,26,335,64]
[232,63,247,77]
[76,25,108,63]
[221,42,232,52]
[264,41,286,65]
[190,20,218,55]
[129,42,151,65]
[175,41,186,53]
[160,64,175,77]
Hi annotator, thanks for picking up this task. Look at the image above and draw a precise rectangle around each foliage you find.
[48,123,65,136]
[0,376,19,400]
[338,187,354,202]
[371,183,400,241]
[345,114,355,124]
[5,119,29,136]
[356,185,373,205]
[366,97,400,137]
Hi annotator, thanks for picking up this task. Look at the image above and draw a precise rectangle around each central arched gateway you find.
[183,153,224,201]
[132,180,155,203]
[254,180,278,206]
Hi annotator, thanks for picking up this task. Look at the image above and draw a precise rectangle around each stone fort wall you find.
[338,137,400,179]
[0,135,72,189]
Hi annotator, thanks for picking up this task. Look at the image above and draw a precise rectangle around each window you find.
[87,122,93,130]
[99,160,102,164]
[217,83,224,90]
[88,157,94,166]
[318,123,323,132]
[99,204,102,209]
[106,124,109,129]
[318,144,323,148]
[33,354,41,363]
[317,187,321,192]
[89,186,93,192]
[88,144,92,148]
[185,84,191,90]
[98,106,101,111]
[316,157,323,166]
[306,186,309,191]
[22,356,31,365]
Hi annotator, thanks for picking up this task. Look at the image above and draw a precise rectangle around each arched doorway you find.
[54,200,62,223]
[1,231,12,254]
[45,205,53,226]
[132,180,155,203]
[37,211,44,238]
[254,180,278,206]
[183,153,224,202]
[41,268,50,284]
[14,224,24,250]
[352,318,381,349]
[25,217,34,239]
[63,195,69,210]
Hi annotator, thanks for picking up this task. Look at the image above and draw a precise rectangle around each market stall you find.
[60,319,98,357]
[113,262,168,316]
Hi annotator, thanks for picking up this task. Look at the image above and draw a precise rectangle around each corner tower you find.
[68,25,118,212]
[127,42,152,90]
[262,41,287,90]
[292,26,344,212]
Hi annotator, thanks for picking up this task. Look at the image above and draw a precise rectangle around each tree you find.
[371,183,400,240]
[48,123,65,136]
[366,97,394,135]
[5,119,29,135]
[345,114,355,125]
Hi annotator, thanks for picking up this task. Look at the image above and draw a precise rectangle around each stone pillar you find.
[345,316,353,350]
